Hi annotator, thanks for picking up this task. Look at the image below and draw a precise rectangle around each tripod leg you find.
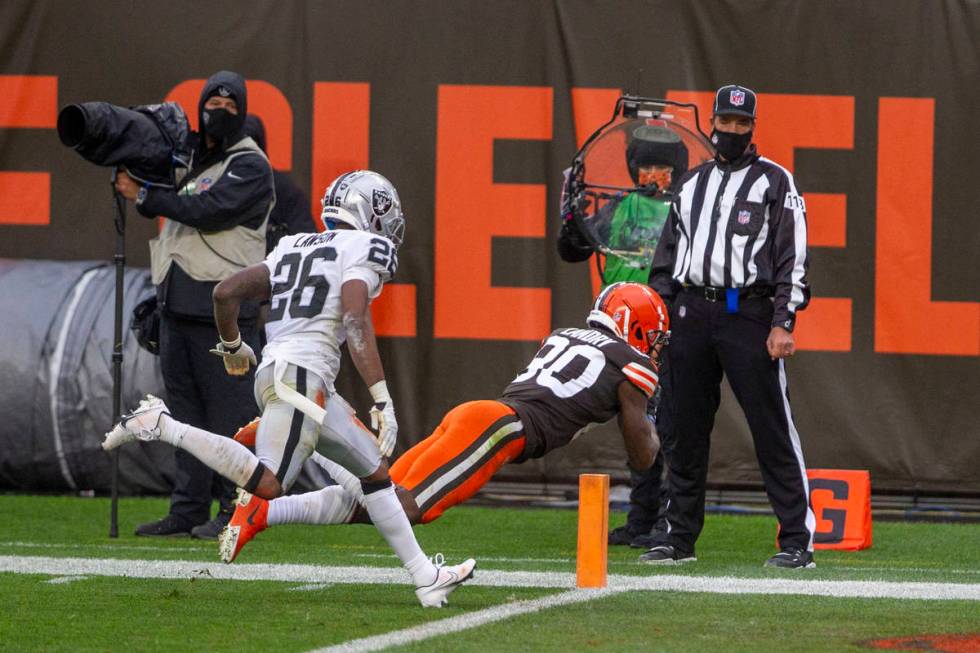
[109,188,126,538]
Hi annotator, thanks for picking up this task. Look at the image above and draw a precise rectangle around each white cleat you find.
[102,395,170,450]
[415,554,477,608]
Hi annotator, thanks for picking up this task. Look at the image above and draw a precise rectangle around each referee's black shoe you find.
[638,545,696,565]
[764,548,816,569]
[609,525,645,546]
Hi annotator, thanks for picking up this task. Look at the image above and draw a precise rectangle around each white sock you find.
[361,485,436,586]
[158,414,261,488]
[309,452,366,506]
[268,486,356,526]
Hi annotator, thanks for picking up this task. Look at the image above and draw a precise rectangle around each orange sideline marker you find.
[576,473,609,588]
[808,469,873,550]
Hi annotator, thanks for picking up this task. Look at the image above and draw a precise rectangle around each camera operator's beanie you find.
[198,70,248,139]
[626,125,689,184]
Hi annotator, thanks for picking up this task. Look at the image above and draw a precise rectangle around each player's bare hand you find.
[209,337,257,375]
[113,170,140,201]
[766,326,795,360]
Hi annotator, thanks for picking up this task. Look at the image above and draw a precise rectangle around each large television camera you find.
[566,95,715,284]
[57,101,193,187]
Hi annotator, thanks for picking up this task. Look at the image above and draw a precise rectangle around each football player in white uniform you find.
[104,170,475,608]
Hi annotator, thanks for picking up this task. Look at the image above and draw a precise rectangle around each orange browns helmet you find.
[586,282,670,355]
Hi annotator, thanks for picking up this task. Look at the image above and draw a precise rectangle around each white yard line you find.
[832,565,980,576]
[8,543,974,577]
[0,541,212,553]
[44,576,89,584]
[354,552,575,565]
[351,553,980,575]
[2,555,979,601]
[307,588,622,653]
[289,583,333,592]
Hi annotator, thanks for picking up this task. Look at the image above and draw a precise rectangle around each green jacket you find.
[603,193,671,285]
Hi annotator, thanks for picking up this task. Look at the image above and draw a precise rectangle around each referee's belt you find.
[681,285,773,302]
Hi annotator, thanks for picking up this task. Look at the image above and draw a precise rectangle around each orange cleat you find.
[218,489,269,563]
[233,418,260,448]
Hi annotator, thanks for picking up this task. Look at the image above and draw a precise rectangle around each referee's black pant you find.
[657,291,814,555]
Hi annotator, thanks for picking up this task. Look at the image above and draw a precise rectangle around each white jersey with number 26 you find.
[258,229,397,385]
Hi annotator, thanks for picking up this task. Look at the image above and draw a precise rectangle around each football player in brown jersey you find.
[220,282,669,563]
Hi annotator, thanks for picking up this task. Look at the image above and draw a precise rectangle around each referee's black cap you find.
[713,85,757,118]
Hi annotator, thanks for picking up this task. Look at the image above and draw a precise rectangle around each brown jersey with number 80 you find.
[500,327,659,462]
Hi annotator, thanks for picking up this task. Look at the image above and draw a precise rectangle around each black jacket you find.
[137,71,274,321]
[266,171,314,252]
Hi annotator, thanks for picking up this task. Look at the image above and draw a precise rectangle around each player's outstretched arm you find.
[210,264,272,375]
[617,381,660,472]
[341,279,397,457]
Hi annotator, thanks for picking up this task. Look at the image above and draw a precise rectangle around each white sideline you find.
[2,555,979,601]
[5,543,977,576]
[307,588,623,653]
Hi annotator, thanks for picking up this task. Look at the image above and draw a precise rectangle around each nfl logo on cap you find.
[714,84,757,118]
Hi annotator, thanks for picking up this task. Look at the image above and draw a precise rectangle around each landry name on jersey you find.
[259,229,397,385]
[499,327,659,462]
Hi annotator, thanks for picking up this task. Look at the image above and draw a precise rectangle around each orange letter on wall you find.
[311,81,415,337]
[164,79,292,171]
[311,82,370,231]
[875,98,979,355]
[570,88,621,298]
[0,75,57,225]
[667,90,853,351]
[434,85,553,340]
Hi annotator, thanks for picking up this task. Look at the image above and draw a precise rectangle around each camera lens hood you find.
[57,104,90,148]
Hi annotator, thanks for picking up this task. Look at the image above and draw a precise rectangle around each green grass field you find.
[1,494,978,652]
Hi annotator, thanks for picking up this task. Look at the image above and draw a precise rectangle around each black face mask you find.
[203,108,244,142]
[711,128,753,162]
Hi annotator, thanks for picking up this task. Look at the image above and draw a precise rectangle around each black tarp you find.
[0,259,171,492]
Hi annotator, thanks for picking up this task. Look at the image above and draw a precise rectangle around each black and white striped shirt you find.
[650,150,810,331]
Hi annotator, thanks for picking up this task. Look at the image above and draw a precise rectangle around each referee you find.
[640,85,816,568]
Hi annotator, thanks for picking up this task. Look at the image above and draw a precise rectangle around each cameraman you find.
[114,70,274,538]
[557,125,687,549]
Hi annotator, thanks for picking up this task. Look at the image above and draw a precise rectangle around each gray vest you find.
[150,137,274,284]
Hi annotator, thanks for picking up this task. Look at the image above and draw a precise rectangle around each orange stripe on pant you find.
[391,400,525,523]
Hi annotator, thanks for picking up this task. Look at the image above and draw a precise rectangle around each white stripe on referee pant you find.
[413,421,524,509]
[778,359,816,550]
[307,588,623,653]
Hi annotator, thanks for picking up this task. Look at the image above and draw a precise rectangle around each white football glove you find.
[368,380,397,458]
[209,335,256,376]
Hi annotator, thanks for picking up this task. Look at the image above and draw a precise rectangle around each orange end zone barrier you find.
[808,469,872,550]
[576,473,609,588]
